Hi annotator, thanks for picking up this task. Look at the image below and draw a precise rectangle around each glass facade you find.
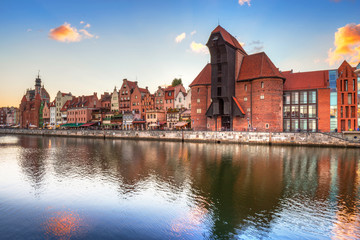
[283,90,317,132]
[329,70,338,131]
[357,64,360,127]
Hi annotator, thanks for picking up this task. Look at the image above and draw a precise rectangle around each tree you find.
[171,78,182,87]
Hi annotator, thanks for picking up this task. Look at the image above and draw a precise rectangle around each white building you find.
[50,101,56,127]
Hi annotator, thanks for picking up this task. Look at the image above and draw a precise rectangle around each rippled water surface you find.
[0,135,359,239]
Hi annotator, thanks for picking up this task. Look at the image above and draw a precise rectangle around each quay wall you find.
[0,129,360,148]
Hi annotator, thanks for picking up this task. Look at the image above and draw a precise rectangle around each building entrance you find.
[221,116,231,131]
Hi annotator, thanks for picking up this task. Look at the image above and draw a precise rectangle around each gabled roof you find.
[189,63,211,87]
[165,86,175,91]
[237,52,284,81]
[126,80,137,89]
[139,88,149,93]
[60,100,71,111]
[211,25,247,55]
[283,70,329,90]
[21,95,27,103]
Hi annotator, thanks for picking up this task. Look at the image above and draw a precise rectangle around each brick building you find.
[19,75,50,128]
[154,86,165,110]
[66,93,101,124]
[190,25,359,132]
[119,79,137,113]
[0,107,8,126]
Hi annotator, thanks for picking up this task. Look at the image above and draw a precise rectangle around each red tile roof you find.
[211,25,247,55]
[283,70,329,90]
[126,80,137,89]
[139,88,149,93]
[189,63,211,87]
[165,86,175,91]
[60,100,71,112]
[237,52,285,81]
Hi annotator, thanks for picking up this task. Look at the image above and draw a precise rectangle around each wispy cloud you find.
[27,28,32,32]
[190,30,197,36]
[190,41,208,54]
[327,23,360,66]
[175,32,186,43]
[238,0,251,6]
[80,21,84,24]
[49,22,98,43]
[84,23,91,28]
[246,40,264,53]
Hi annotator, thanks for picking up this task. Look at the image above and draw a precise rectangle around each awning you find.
[133,120,146,124]
[159,121,167,125]
[60,123,84,127]
[149,123,158,127]
[174,121,188,127]
[81,122,98,127]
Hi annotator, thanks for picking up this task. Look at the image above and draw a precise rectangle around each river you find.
[0,135,359,239]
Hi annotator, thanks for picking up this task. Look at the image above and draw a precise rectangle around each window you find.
[300,119,307,131]
[291,119,299,131]
[197,88,200,93]
[300,92,307,104]
[309,91,316,103]
[284,93,291,104]
[197,108,201,114]
[353,79,356,91]
[169,92,172,96]
[265,123,269,129]
[341,93,344,104]
[260,94,264,100]
[197,99,200,103]
[135,95,138,99]
[245,84,247,92]
[345,80,348,91]
[218,77,221,82]
[348,120,351,130]
[284,119,290,132]
[244,97,248,102]
[247,108,251,112]
[291,106,299,117]
[291,92,299,104]
[218,63,222,74]
[300,105,307,118]
[284,106,290,118]
[217,87,222,96]
[261,82,264,88]
[348,93,352,104]
[308,105,316,118]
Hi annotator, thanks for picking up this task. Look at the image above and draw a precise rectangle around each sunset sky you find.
[0,0,360,107]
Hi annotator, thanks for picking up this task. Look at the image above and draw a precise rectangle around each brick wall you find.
[318,88,330,132]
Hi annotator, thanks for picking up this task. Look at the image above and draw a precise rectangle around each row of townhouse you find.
[19,75,192,130]
[0,107,20,127]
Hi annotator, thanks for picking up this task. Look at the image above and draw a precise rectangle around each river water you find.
[0,135,359,240]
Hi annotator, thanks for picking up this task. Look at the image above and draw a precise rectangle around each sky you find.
[0,0,360,107]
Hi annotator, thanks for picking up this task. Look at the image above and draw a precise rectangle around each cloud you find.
[80,21,84,24]
[245,40,264,53]
[175,32,186,43]
[79,29,94,39]
[238,0,251,6]
[49,22,98,43]
[327,23,360,66]
[27,28,32,32]
[84,23,91,28]
[190,41,209,54]
[191,30,197,36]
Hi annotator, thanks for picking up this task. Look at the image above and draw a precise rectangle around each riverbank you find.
[1,128,360,148]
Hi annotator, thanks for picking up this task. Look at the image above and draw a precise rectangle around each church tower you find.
[35,72,41,95]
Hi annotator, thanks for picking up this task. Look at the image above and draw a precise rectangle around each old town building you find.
[49,101,56,127]
[55,91,73,125]
[190,25,359,132]
[111,87,119,112]
[42,102,50,127]
[154,86,165,110]
[164,85,186,111]
[119,79,137,113]
[146,109,166,130]
[174,90,187,109]
[66,93,101,124]
[131,85,149,117]
[19,74,50,128]
[0,107,8,126]
[141,90,155,114]
[6,107,19,126]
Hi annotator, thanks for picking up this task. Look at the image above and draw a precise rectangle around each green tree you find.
[171,78,182,87]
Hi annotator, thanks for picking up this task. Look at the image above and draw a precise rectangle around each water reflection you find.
[0,135,359,239]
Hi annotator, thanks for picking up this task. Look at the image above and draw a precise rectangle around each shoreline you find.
[1,129,360,148]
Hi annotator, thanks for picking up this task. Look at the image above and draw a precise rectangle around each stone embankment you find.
[0,129,359,148]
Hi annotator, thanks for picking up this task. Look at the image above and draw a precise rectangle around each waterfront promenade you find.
[1,128,360,148]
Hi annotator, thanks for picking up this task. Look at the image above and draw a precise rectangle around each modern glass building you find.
[329,69,337,132]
